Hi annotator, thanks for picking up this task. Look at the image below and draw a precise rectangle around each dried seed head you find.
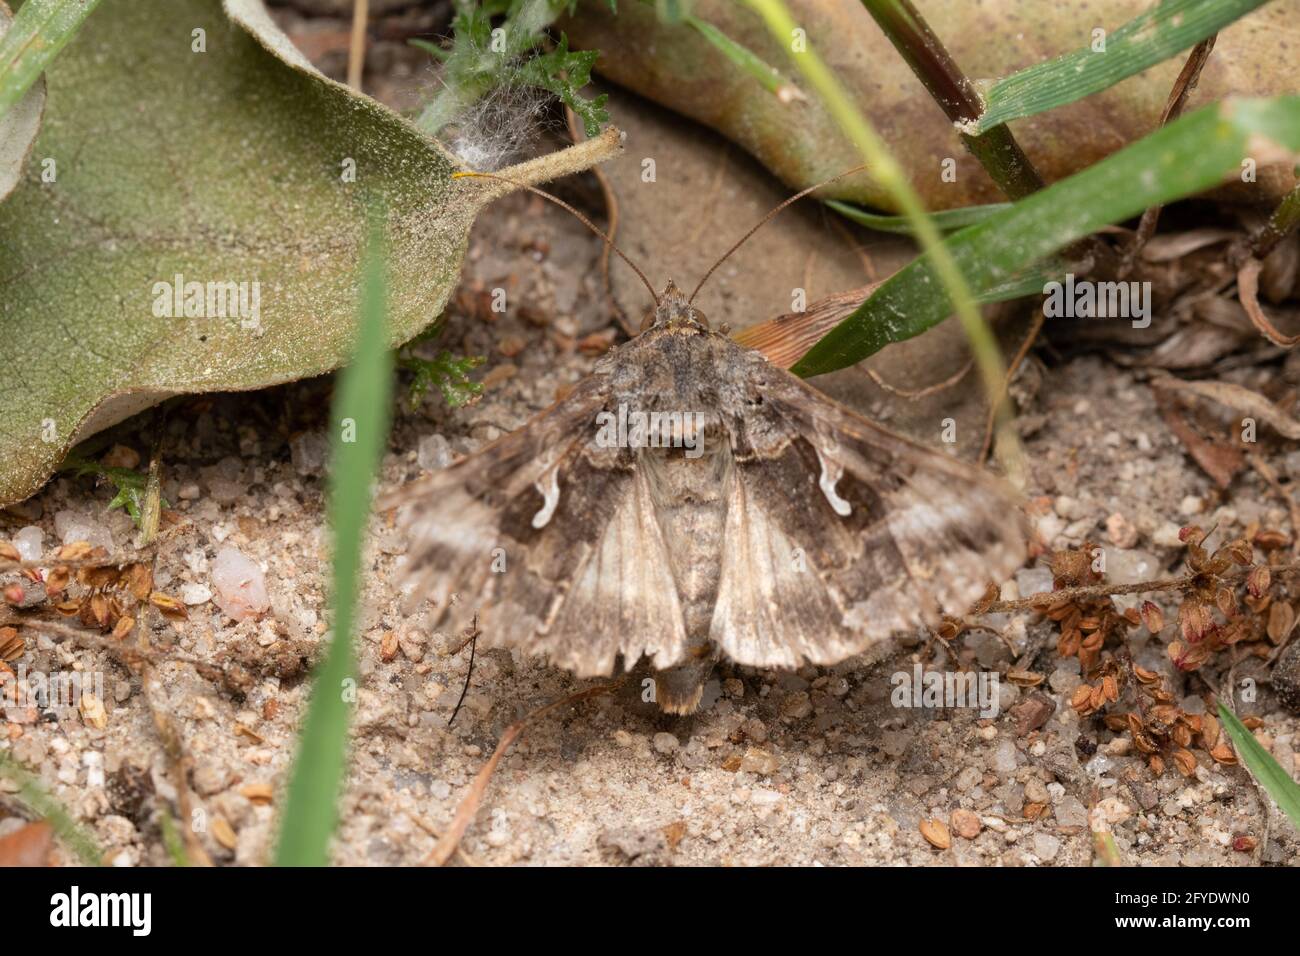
[1247,565,1271,598]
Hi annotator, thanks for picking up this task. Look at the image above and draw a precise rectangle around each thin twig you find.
[982,563,1300,615]
[563,106,636,337]
[1122,35,1217,272]
[424,682,620,866]
[1246,452,1300,560]
[346,0,369,90]
[865,358,972,399]
[979,308,1045,463]
[447,614,478,728]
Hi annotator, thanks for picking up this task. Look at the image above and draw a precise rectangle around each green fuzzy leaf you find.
[0,0,617,508]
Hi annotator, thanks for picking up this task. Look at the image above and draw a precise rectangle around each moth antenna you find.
[452,170,660,306]
[687,164,869,305]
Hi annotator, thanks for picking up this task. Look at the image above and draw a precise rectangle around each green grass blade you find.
[972,0,1269,135]
[685,15,789,96]
[0,0,103,121]
[1217,702,1300,831]
[826,198,1010,234]
[0,749,103,865]
[794,95,1300,378]
[274,222,394,866]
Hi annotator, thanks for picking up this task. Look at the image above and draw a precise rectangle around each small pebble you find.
[652,732,679,754]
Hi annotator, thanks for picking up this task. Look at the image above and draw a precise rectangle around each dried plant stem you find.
[982,562,1300,615]
[865,358,971,399]
[562,105,635,337]
[1123,35,1217,271]
[979,308,1044,463]
[346,0,369,90]
[1249,182,1300,262]
[424,682,619,865]
[858,0,1043,200]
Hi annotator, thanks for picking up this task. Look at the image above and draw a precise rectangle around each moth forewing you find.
[386,284,1028,713]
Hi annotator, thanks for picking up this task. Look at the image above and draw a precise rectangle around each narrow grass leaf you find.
[826,198,1010,234]
[973,0,1269,134]
[795,95,1300,378]
[0,749,102,865]
[1218,702,1300,831]
[685,14,791,97]
[0,0,103,120]
[274,224,394,866]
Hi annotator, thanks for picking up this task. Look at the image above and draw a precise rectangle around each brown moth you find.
[384,183,1027,715]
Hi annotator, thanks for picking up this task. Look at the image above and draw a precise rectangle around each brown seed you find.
[0,541,19,562]
[79,693,108,730]
[0,628,25,662]
[57,541,93,561]
[1148,755,1165,775]
[1133,664,1160,685]
[1267,601,1295,644]
[44,566,70,595]
[239,783,274,805]
[1232,835,1257,853]
[919,818,951,850]
[211,816,238,851]
[1201,714,1220,749]
[1210,742,1237,765]
[1247,565,1271,598]
[125,564,153,601]
[950,808,981,839]
[380,631,399,662]
[1172,748,1197,777]
[1070,685,1093,712]
[1254,529,1291,550]
[1226,541,1254,566]
[1006,669,1044,687]
[110,617,135,641]
[1023,802,1047,821]
[148,592,188,620]
[1101,675,1119,703]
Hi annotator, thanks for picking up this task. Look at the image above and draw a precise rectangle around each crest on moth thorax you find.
[381,169,1028,715]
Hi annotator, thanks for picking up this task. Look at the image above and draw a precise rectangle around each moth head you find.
[642,280,710,333]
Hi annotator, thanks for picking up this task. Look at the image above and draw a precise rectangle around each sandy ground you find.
[1,1,1297,867]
